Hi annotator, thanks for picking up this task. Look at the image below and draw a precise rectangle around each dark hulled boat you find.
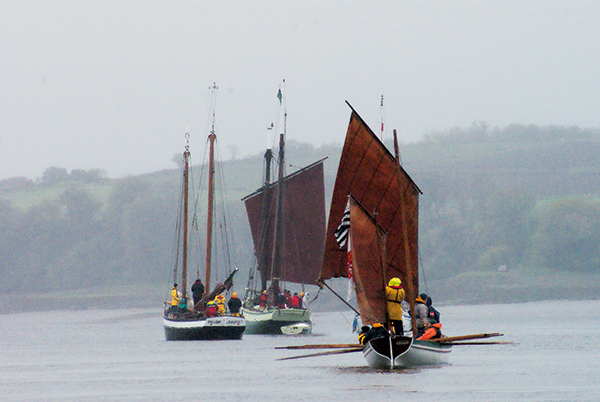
[318,102,451,367]
[163,87,245,341]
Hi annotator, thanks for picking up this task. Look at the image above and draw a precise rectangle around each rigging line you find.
[186,145,203,280]
[418,249,429,295]
[205,82,218,138]
[338,310,352,327]
[245,253,259,295]
[214,142,236,273]
[191,133,212,280]
[166,148,189,297]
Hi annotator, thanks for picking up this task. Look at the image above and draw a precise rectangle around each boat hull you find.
[163,316,245,341]
[363,335,451,369]
[241,308,312,335]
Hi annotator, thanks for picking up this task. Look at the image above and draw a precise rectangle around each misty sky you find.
[2,1,599,180]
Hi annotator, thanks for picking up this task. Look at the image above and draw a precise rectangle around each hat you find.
[232,292,237,298]
[388,277,401,287]
[372,322,383,328]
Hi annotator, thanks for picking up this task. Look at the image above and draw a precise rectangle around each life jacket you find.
[430,323,442,339]
[418,323,443,340]
[428,305,440,323]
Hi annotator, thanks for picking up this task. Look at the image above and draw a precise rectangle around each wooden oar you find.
[275,343,361,350]
[277,346,363,361]
[442,341,516,346]
[432,332,503,343]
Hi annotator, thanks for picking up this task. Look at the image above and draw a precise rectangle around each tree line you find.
[1,124,599,295]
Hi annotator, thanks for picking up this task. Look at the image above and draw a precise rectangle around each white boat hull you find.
[163,316,245,341]
[280,322,312,335]
[241,307,312,335]
[363,335,451,369]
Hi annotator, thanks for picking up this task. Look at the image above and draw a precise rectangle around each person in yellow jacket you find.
[385,277,405,335]
[214,293,226,316]
[171,284,180,306]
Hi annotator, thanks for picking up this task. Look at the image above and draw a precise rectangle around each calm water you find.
[1,300,599,401]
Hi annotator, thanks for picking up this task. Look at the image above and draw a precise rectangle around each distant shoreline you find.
[2,272,599,315]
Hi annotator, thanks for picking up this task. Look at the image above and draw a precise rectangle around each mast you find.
[181,134,191,301]
[394,129,417,337]
[259,147,274,291]
[271,133,285,284]
[380,95,385,140]
[205,84,218,290]
[270,80,286,286]
[205,131,215,289]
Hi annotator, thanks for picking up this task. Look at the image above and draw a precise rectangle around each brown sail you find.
[320,102,422,299]
[348,196,388,326]
[244,159,326,285]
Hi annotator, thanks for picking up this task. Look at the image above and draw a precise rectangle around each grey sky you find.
[2,1,599,180]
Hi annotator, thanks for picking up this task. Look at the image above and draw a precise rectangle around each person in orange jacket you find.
[417,319,443,340]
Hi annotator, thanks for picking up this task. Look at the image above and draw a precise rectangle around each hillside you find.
[2,123,600,312]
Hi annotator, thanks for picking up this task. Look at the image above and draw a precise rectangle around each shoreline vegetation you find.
[3,270,599,315]
[2,125,600,313]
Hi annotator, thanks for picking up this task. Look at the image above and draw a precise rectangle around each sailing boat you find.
[163,96,245,341]
[240,85,327,335]
[318,102,451,367]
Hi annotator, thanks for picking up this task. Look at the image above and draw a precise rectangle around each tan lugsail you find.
[348,196,388,326]
[244,159,326,286]
[320,103,421,301]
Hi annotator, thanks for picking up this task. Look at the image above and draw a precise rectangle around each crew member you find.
[171,284,180,307]
[358,323,387,345]
[228,292,242,316]
[215,293,226,315]
[415,294,429,337]
[291,293,301,309]
[259,291,268,309]
[385,277,405,335]
[205,300,218,317]
[417,319,443,340]
[191,278,205,306]
[177,295,187,315]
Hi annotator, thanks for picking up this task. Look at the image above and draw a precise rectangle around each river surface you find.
[1,300,598,401]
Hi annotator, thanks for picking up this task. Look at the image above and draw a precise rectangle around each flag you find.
[334,199,354,300]
[334,201,350,248]
[346,230,354,301]
[277,88,282,104]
